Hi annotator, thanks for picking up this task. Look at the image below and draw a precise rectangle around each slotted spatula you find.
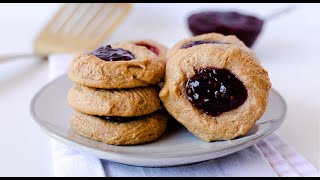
[0,3,132,63]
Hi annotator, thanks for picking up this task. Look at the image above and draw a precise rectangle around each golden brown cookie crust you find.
[129,39,168,66]
[68,84,160,117]
[68,42,165,89]
[160,44,271,142]
[167,32,249,59]
[71,110,168,145]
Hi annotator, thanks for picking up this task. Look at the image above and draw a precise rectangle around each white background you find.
[0,3,319,176]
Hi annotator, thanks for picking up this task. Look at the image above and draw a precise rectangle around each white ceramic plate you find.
[30,74,286,167]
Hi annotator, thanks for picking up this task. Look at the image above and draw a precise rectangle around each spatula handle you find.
[0,53,46,64]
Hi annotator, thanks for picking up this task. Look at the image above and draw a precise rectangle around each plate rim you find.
[30,74,287,167]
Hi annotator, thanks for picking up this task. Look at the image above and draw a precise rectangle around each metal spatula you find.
[0,3,132,63]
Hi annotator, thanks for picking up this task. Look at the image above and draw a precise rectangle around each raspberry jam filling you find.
[96,116,140,123]
[185,67,247,117]
[90,45,135,61]
[181,40,226,49]
[135,42,160,56]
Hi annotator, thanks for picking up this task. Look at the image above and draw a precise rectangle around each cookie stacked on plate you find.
[67,42,168,145]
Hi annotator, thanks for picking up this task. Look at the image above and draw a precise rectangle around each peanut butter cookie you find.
[68,84,160,117]
[167,32,249,58]
[68,42,165,89]
[130,39,168,66]
[160,44,271,142]
[71,110,168,145]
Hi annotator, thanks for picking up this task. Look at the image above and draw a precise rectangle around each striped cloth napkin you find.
[48,54,320,177]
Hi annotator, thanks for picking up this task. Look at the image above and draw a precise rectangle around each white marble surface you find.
[0,3,319,176]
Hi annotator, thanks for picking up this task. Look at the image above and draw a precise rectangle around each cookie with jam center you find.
[129,39,168,66]
[67,84,160,117]
[166,32,250,59]
[70,110,168,145]
[160,44,271,142]
[68,42,165,89]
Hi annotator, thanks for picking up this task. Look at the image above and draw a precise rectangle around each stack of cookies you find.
[67,42,168,145]
[66,33,271,144]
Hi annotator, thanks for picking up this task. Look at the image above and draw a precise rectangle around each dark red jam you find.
[91,45,134,61]
[187,11,264,47]
[181,40,226,49]
[135,42,160,56]
[96,116,140,123]
[185,67,247,117]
